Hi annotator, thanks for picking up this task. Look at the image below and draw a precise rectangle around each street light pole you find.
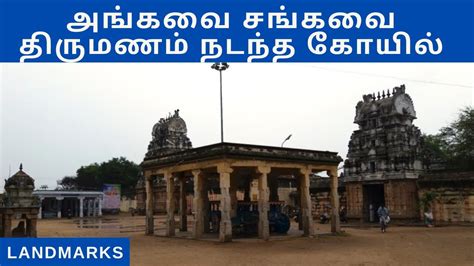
[281,134,292,147]
[219,69,223,143]
[211,62,229,143]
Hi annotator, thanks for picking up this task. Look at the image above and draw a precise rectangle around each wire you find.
[299,65,473,89]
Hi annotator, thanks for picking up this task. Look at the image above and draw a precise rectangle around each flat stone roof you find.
[142,142,342,168]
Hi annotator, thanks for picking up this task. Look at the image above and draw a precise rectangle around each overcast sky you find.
[1,63,473,190]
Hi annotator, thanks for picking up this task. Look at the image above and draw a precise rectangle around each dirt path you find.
[35,215,474,265]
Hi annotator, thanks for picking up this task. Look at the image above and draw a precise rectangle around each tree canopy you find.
[423,106,474,171]
[58,157,141,196]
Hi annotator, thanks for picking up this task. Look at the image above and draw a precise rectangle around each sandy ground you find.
[32,214,474,266]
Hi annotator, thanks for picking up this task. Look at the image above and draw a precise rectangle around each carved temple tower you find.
[145,109,193,158]
[136,109,193,214]
[343,85,423,221]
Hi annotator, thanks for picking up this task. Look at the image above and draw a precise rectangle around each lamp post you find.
[211,62,229,143]
[281,134,292,147]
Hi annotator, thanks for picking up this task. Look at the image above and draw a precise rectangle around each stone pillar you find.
[38,197,44,219]
[56,197,64,218]
[165,172,176,237]
[92,198,99,217]
[79,197,84,218]
[218,164,233,242]
[3,214,12,237]
[98,196,103,216]
[84,199,88,217]
[145,175,155,235]
[192,170,204,239]
[328,168,341,233]
[87,199,92,217]
[179,176,187,232]
[257,166,271,240]
[26,217,37,237]
[299,168,315,236]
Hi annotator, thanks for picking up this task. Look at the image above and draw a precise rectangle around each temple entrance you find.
[363,184,385,223]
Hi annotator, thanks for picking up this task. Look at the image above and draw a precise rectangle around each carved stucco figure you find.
[145,109,193,159]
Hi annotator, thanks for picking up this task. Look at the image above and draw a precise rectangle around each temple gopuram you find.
[343,85,423,221]
[136,109,193,215]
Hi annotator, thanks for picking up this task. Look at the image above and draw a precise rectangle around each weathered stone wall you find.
[419,188,474,222]
[153,188,167,213]
[417,172,474,223]
[136,189,145,212]
[345,183,363,219]
[278,187,297,205]
[385,180,418,219]
[311,191,346,218]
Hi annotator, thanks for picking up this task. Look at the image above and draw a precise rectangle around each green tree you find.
[57,176,78,190]
[97,157,141,196]
[419,191,438,212]
[76,163,100,190]
[58,157,141,195]
[423,106,474,171]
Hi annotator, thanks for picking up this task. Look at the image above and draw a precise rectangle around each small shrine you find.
[0,164,40,237]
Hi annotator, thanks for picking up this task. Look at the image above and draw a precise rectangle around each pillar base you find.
[166,220,176,237]
[145,216,154,235]
[219,220,232,242]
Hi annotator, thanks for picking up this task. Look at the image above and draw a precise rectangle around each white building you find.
[33,191,104,219]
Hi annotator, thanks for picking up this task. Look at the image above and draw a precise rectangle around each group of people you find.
[375,204,435,231]
[319,204,434,232]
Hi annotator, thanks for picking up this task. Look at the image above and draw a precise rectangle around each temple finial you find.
[19,163,23,171]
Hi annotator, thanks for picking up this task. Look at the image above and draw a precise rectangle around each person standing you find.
[377,204,389,233]
[424,209,434,227]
